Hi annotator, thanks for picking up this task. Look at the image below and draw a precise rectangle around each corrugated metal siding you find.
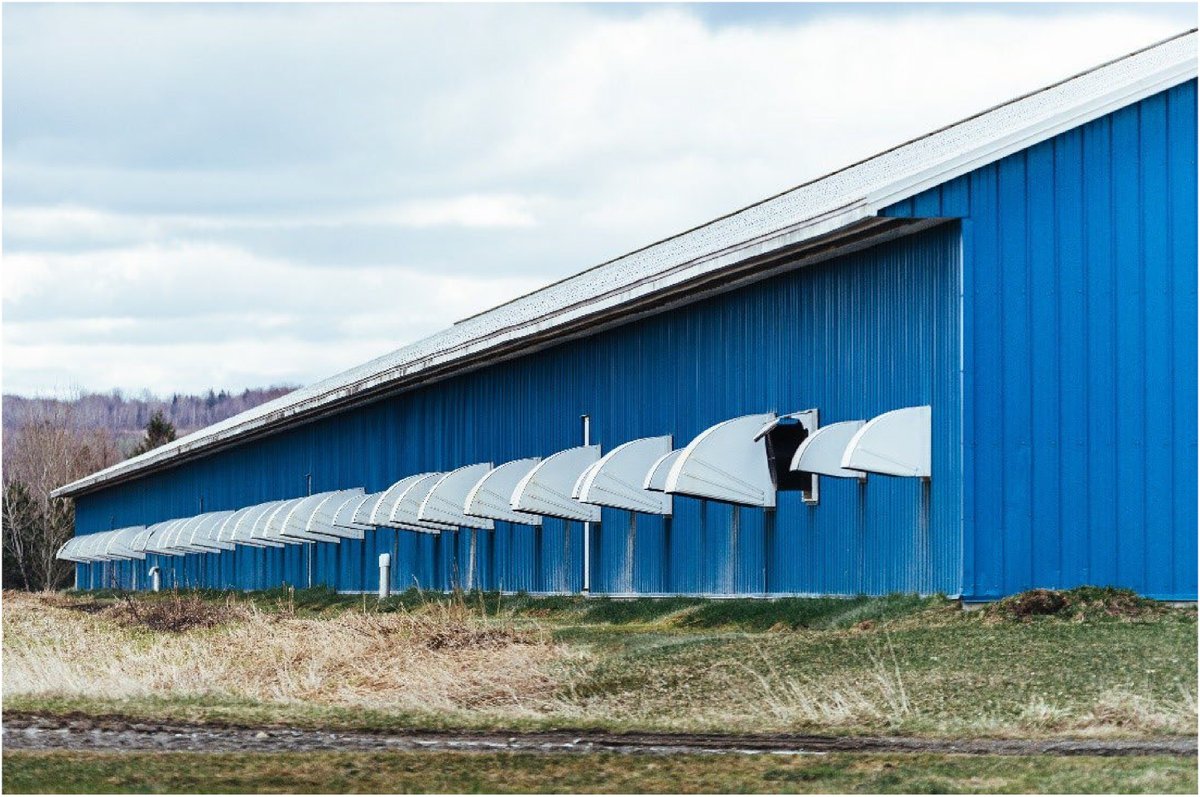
[74,224,963,596]
[885,80,1197,601]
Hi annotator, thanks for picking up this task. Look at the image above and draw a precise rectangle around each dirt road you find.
[3,714,1195,757]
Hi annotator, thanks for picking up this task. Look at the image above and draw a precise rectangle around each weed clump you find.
[398,599,538,650]
[985,586,1167,623]
[996,589,1067,619]
[103,592,249,633]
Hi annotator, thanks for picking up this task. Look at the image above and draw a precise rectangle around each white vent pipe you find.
[378,553,391,599]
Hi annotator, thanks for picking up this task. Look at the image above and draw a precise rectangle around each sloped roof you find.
[54,30,1197,498]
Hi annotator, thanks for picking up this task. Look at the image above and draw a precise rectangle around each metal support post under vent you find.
[581,414,591,595]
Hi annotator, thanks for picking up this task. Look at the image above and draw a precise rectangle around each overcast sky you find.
[3,2,1194,398]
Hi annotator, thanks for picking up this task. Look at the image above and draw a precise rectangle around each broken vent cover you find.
[755,410,819,502]
[665,411,820,507]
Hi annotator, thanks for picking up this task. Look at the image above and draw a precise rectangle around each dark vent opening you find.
[765,419,811,493]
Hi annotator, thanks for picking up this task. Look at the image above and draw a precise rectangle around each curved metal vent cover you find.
[384,473,456,534]
[791,420,868,479]
[841,406,932,478]
[643,448,684,492]
[577,436,673,515]
[512,446,602,522]
[463,458,544,525]
[419,464,495,530]
[232,501,289,548]
[307,490,370,539]
[665,413,776,507]
[279,490,362,542]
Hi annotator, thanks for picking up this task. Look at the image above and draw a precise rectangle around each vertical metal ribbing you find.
[661,518,672,594]
[762,511,773,596]
[71,222,965,599]
[489,529,498,592]
[726,507,739,595]
[433,532,442,592]
[882,81,1195,600]
[622,514,636,594]
[533,526,543,593]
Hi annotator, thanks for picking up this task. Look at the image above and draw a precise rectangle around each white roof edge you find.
[53,31,1197,499]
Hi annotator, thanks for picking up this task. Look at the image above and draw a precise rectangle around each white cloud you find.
[367,195,542,229]
[3,241,538,322]
[5,193,542,247]
[3,339,397,398]
[1,241,541,394]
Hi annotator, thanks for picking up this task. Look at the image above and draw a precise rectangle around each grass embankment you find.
[3,587,1195,739]
[5,750,1196,794]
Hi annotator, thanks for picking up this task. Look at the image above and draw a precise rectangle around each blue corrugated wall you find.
[885,80,1198,601]
[75,223,963,596]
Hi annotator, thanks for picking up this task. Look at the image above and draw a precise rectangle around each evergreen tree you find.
[131,410,177,456]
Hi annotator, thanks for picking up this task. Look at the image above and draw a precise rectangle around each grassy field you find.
[3,587,1196,739]
[5,749,1197,794]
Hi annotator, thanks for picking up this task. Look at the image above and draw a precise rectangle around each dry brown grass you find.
[540,633,923,734]
[972,687,1199,738]
[4,590,1193,738]
[732,637,916,728]
[2,591,572,718]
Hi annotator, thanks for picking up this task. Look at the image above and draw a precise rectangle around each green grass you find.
[16,587,1196,739]
[4,750,1195,794]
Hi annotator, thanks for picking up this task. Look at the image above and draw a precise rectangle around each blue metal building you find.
[56,34,1198,602]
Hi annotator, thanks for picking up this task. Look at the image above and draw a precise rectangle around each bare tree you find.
[2,402,120,590]
[1,385,293,589]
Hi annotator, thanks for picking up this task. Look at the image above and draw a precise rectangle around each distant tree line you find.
[2,386,294,590]
[3,386,293,456]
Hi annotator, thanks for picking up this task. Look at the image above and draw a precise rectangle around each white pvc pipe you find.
[378,553,391,599]
[467,529,477,591]
[150,566,162,593]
